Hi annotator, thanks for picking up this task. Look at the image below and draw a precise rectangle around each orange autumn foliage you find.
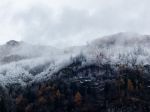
[128,79,134,91]
[74,91,82,105]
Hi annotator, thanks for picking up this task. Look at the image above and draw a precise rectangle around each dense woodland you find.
[0,54,150,112]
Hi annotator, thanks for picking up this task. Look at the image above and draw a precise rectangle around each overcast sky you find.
[0,0,150,47]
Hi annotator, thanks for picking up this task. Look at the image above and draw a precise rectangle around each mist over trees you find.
[0,33,150,111]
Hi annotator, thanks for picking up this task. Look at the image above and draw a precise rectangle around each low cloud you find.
[0,0,150,47]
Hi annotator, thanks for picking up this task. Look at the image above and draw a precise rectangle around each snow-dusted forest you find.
[0,32,150,85]
[0,33,150,112]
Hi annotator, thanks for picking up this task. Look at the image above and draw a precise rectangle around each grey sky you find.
[0,0,150,47]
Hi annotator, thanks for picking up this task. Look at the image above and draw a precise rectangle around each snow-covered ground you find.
[0,32,150,86]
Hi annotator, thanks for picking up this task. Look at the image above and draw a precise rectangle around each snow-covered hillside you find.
[88,32,150,65]
[0,40,81,86]
[0,32,150,86]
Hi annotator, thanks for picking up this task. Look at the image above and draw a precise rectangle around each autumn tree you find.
[74,91,82,106]
[128,79,134,92]
[16,95,27,112]
[56,89,61,98]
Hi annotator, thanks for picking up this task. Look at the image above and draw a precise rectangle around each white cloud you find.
[0,0,150,47]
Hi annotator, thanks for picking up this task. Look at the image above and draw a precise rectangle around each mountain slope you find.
[0,32,150,112]
[0,32,150,86]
